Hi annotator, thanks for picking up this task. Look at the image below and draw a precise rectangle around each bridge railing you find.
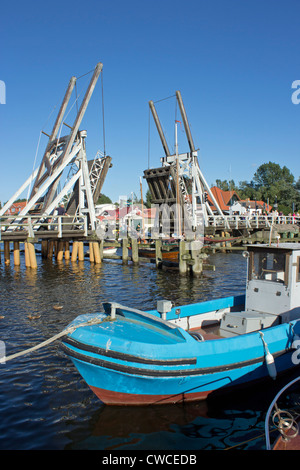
[207,214,300,229]
[0,215,88,238]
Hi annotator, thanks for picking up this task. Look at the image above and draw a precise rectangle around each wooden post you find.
[179,240,187,274]
[28,240,37,268]
[64,241,70,260]
[53,241,58,258]
[57,241,64,262]
[131,238,139,264]
[122,238,128,264]
[4,241,10,265]
[24,242,30,267]
[225,231,232,252]
[99,239,104,260]
[93,241,101,264]
[155,239,162,267]
[78,241,84,261]
[47,240,54,259]
[13,241,20,266]
[220,231,226,253]
[190,241,203,276]
[41,240,48,258]
[89,242,95,263]
[71,241,78,262]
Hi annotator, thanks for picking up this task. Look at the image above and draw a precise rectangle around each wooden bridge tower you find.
[144,91,225,237]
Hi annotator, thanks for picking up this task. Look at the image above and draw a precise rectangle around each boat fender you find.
[259,331,277,380]
[190,332,205,342]
[265,351,277,380]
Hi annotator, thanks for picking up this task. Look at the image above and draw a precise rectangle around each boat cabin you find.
[220,243,300,337]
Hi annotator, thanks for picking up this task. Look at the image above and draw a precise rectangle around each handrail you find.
[207,214,300,228]
[265,375,300,450]
[0,214,87,238]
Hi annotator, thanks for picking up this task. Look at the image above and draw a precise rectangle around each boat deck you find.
[190,323,223,340]
[273,434,300,450]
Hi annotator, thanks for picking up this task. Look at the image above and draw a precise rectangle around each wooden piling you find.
[155,239,162,267]
[71,241,78,262]
[190,240,203,276]
[13,241,20,266]
[179,241,187,274]
[89,242,94,263]
[57,241,65,262]
[92,241,101,264]
[47,240,54,259]
[24,242,30,267]
[78,241,84,261]
[99,239,104,260]
[131,239,139,264]
[4,241,10,265]
[64,241,70,260]
[41,240,48,259]
[27,240,37,268]
[122,238,128,264]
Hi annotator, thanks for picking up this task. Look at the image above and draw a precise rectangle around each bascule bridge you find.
[144,91,224,239]
[0,62,112,266]
[143,91,299,242]
[0,62,111,231]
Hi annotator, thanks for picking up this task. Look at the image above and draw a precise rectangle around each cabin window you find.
[249,250,287,284]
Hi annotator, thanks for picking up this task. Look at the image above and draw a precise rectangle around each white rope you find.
[0,317,107,364]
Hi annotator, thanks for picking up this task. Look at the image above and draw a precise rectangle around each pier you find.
[1,211,299,275]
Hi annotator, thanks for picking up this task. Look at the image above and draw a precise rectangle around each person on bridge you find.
[56,203,68,216]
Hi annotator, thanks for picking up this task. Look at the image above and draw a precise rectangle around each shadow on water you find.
[0,250,288,450]
[62,370,300,451]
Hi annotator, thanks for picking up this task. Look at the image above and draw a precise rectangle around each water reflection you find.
[64,389,269,451]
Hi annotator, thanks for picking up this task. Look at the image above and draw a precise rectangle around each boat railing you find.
[265,376,300,450]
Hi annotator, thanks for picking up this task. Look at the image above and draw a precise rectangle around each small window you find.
[249,250,287,284]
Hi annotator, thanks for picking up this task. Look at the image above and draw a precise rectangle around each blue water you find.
[0,249,295,450]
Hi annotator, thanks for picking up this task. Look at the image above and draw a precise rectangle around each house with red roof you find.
[207,187,241,214]
[5,201,27,215]
[231,199,272,214]
[206,187,271,215]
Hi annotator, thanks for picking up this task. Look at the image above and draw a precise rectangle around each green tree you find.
[237,162,298,213]
[252,162,294,188]
[96,194,112,204]
[145,189,153,208]
[214,179,238,191]
[213,162,299,213]
[237,180,258,200]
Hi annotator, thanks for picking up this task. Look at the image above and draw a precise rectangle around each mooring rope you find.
[0,317,108,363]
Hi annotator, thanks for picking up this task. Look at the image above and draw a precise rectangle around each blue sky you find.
[1,0,299,204]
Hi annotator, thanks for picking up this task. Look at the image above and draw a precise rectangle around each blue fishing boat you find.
[61,243,300,405]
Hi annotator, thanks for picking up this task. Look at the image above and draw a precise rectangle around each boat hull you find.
[138,248,178,261]
[61,298,300,406]
[89,385,209,405]
[63,343,298,405]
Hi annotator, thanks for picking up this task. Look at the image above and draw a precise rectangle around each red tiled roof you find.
[208,187,240,211]
[5,201,27,215]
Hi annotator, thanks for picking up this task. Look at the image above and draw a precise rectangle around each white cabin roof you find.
[248,243,300,251]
